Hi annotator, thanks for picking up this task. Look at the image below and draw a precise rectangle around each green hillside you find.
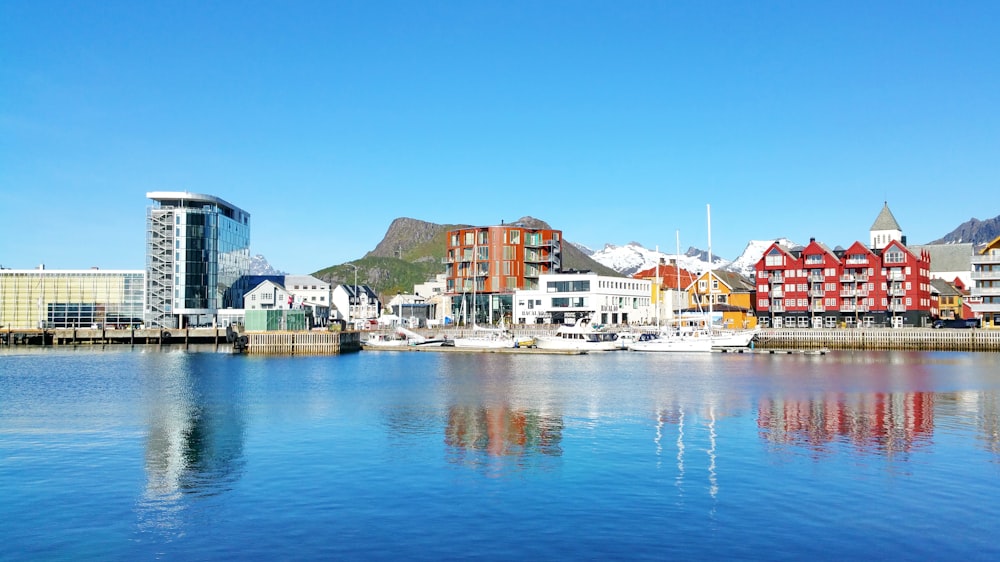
[312,216,622,296]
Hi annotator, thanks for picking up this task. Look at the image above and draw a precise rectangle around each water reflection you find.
[136,351,246,533]
[442,359,563,474]
[757,392,935,457]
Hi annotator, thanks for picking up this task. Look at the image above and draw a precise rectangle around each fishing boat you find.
[362,331,408,348]
[535,318,620,351]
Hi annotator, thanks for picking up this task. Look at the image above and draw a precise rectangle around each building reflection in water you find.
[136,352,246,533]
[445,404,563,459]
[757,391,934,457]
[443,362,563,474]
[953,390,1000,457]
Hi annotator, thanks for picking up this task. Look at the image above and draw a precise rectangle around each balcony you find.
[808,273,825,282]
[971,254,1000,265]
[971,287,1000,297]
[808,289,825,297]
[810,303,826,313]
[840,304,857,313]
[840,289,856,298]
[770,273,784,283]
[889,303,907,312]
[971,271,1000,280]
[770,304,785,312]
[888,285,906,296]
[770,288,784,298]
[524,239,560,250]
[839,274,855,283]
[887,271,905,281]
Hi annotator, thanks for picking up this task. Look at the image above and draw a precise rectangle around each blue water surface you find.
[1,347,999,560]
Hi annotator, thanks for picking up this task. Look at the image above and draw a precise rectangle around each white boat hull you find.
[710,330,758,348]
[452,338,515,349]
[628,336,714,353]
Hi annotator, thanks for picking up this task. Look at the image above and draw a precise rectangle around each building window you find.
[885,249,905,264]
[509,230,520,244]
[765,249,783,267]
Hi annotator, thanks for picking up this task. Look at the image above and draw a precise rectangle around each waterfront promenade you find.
[4,326,999,352]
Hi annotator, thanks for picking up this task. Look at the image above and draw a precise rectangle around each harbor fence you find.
[756,328,1000,351]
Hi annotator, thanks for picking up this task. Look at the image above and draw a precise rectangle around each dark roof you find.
[711,270,755,292]
[909,243,974,272]
[930,278,961,297]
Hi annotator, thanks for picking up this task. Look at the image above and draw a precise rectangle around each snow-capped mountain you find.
[585,239,800,278]
[586,242,727,276]
[250,254,286,275]
[724,238,799,278]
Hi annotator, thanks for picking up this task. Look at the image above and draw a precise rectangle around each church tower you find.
[870,202,903,249]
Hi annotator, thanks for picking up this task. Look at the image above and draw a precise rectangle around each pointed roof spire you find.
[870,201,902,231]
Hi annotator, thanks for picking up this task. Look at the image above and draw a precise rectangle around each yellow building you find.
[0,268,145,330]
[687,270,758,329]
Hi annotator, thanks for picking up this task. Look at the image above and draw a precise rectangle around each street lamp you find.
[348,264,359,324]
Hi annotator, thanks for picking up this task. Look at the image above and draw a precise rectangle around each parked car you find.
[932,319,980,329]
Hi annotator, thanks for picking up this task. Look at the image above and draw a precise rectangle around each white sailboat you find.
[629,227,713,352]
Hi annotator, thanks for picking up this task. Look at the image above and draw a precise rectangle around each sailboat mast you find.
[655,245,660,326]
[707,204,713,327]
[676,230,681,326]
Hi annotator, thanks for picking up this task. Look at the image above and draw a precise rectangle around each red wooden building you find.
[754,205,932,328]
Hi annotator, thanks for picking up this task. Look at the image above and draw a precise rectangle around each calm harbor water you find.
[2,347,999,560]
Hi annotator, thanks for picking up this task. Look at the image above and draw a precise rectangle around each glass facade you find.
[146,192,250,328]
[0,270,145,329]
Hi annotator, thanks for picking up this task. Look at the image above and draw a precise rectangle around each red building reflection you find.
[757,392,934,455]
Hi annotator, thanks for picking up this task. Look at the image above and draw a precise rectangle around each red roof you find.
[633,264,697,290]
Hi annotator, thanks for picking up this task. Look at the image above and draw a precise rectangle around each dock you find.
[362,345,587,355]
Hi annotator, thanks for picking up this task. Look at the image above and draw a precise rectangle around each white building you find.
[244,280,291,310]
[512,272,653,326]
[413,273,449,324]
[283,275,331,309]
[331,285,381,328]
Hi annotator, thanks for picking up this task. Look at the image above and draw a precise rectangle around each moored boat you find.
[535,318,620,351]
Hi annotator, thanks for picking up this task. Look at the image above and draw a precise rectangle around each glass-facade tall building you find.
[146,192,251,328]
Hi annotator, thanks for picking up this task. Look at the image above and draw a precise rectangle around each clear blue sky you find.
[2,1,998,272]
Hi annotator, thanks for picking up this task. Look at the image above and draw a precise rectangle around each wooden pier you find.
[245,331,361,355]
[1,327,362,355]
